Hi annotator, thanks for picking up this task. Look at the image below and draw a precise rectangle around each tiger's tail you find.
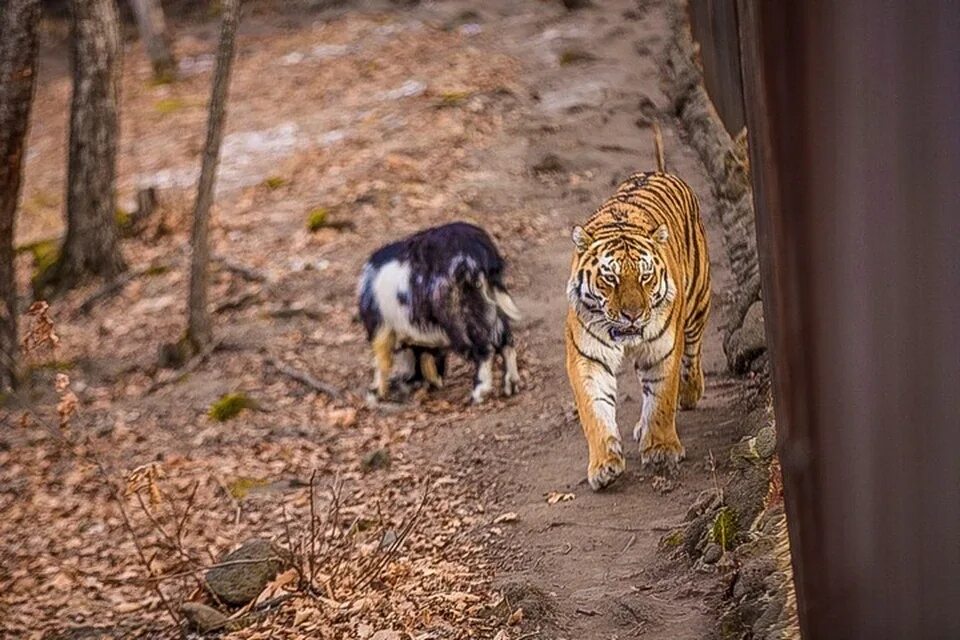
[653,121,665,173]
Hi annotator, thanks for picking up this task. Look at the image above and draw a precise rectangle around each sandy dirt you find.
[2,1,747,637]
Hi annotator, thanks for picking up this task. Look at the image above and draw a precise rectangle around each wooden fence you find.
[690,1,960,637]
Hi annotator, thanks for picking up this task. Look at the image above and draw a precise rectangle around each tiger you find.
[565,125,710,490]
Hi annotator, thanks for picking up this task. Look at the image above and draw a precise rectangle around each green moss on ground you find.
[262,176,289,190]
[306,207,329,231]
[208,392,256,422]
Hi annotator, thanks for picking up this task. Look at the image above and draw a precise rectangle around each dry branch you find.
[264,356,340,398]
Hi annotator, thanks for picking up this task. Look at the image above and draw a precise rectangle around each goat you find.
[358,222,521,404]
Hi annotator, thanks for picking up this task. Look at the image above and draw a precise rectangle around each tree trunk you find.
[47,0,126,293]
[129,0,175,82]
[186,0,240,350]
[0,0,41,391]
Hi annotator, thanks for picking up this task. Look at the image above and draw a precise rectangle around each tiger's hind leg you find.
[678,317,707,410]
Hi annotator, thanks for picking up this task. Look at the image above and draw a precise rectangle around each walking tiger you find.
[565,125,710,490]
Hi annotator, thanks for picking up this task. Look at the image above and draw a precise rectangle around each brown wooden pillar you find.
[737,1,960,637]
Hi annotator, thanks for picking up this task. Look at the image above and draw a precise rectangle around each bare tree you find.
[45,0,126,293]
[129,0,175,82]
[186,0,241,351]
[0,0,42,391]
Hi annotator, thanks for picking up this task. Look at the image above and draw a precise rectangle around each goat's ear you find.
[652,223,669,245]
[572,226,593,253]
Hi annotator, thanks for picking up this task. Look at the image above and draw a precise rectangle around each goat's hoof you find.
[503,375,520,397]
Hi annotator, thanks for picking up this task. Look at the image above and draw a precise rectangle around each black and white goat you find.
[358,222,521,404]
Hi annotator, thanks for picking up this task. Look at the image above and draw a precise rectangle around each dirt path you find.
[413,1,746,637]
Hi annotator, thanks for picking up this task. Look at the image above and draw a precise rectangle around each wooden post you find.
[186,0,240,351]
[737,1,960,637]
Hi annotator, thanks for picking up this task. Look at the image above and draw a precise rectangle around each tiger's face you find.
[568,224,673,342]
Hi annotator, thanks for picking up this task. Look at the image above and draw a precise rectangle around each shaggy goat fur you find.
[358,222,521,403]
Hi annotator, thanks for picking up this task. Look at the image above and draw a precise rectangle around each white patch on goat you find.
[471,356,494,404]
[373,260,448,347]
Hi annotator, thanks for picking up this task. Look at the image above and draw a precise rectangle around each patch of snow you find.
[380,80,427,101]
[319,129,348,147]
[281,52,306,66]
[459,23,483,37]
[178,54,214,76]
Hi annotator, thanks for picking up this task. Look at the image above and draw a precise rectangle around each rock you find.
[361,448,391,472]
[532,153,566,175]
[205,538,283,606]
[755,425,777,460]
[370,631,402,640]
[703,543,723,564]
[725,300,766,374]
[181,602,228,633]
[379,528,399,550]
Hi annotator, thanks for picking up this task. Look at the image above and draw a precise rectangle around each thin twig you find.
[308,470,318,587]
[214,255,268,283]
[73,263,167,317]
[264,356,340,398]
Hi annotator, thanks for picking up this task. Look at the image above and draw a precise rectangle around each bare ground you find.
[2,1,748,638]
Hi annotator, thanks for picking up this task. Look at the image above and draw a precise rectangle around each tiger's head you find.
[567,223,675,342]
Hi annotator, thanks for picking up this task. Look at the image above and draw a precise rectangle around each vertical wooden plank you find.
[738,1,960,637]
[688,0,744,134]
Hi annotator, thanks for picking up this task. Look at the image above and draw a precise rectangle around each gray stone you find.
[362,448,391,472]
[205,538,283,606]
[703,543,723,564]
[181,602,228,633]
[725,300,767,373]
[755,425,777,460]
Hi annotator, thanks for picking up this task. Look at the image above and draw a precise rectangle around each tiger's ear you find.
[572,226,593,253]
[652,223,669,244]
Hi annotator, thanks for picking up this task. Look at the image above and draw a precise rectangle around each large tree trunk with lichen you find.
[0,0,41,391]
[129,0,175,82]
[186,0,240,350]
[47,0,126,293]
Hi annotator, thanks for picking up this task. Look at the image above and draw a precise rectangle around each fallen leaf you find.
[507,607,523,625]
[545,491,575,504]
[493,512,519,524]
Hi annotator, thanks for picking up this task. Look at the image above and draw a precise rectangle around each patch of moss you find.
[306,207,329,231]
[155,97,186,115]
[437,90,471,107]
[144,264,169,277]
[208,392,256,422]
[115,207,131,229]
[709,506,739,551]
[20,239,60,287]
[658,528,685,551]
[262,176,289,190]
[227,476,269,500]
[559,48,596,66]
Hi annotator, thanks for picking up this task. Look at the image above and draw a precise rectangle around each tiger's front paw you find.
[587,439,626,491]
[641,438,685,476]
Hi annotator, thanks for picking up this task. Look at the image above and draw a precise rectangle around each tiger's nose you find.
[621,309,644,323]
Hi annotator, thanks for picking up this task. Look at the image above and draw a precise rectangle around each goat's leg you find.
[470,349,495,404]
[501,345,520,396]
[419,351,444,389]
[370,327,396,399]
